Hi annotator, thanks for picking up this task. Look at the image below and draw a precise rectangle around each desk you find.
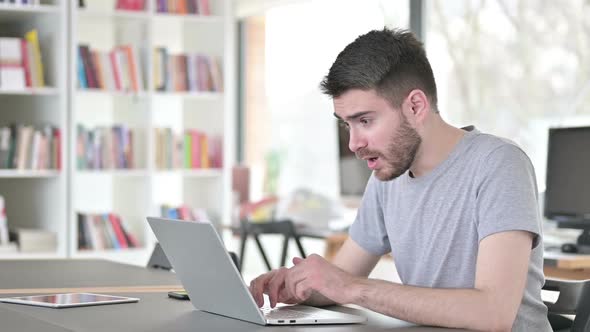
[543,252,590,280]
[0,259,466,331]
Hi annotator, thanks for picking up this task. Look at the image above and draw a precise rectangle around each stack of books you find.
[153,127,222,169]
[77,212,139,251]
[0,30,45,91]
[0,124,61,170]
[156,0,210,15]
[78,44,144,93]
[153,48,222,93]
[76,124,135,170]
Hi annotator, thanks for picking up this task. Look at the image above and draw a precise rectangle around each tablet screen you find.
[0,293,139,308]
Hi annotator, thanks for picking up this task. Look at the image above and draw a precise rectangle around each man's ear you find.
[402,89,430,126]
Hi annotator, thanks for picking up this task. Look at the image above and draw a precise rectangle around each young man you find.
[249,28,551,331]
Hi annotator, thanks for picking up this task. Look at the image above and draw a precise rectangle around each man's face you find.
[334,89,422,181]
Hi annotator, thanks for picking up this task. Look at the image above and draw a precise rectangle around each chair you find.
[238,218,307,272]
[231,166,335,271]
[544,278,590,332]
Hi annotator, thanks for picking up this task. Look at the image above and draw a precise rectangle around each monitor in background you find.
[544,126,590,252]
[337,124,372,197]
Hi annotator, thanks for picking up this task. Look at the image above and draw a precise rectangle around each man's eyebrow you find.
[333,111,374,121]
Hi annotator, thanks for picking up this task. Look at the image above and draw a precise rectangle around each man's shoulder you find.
[468,130,528,162]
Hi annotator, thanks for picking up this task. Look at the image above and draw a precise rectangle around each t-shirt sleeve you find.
[348,174,391,256]
[476,144,542,248]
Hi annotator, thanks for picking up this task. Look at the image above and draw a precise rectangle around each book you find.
[0,127,10,168]
[24,29,45,87]
[20,40,32,87]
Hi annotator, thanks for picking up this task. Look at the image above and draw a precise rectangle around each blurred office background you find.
[232,0,590,280]
[0,0,588,283]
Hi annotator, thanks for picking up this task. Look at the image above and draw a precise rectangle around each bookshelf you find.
[0,0,235,266]
[0,0,67,259]
[68,0,234,266]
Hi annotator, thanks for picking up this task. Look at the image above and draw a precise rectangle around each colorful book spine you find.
[24,29,44,87]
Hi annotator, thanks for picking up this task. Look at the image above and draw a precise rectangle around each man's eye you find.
[360,118,371,125]
[339,121,350,130]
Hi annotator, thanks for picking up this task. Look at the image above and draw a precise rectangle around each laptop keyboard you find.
[261,307,313,319]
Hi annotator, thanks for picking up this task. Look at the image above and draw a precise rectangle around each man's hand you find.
[249,239,379,309]
[249,267,301,308]
[284,254,360,305]
[249,254,361,308]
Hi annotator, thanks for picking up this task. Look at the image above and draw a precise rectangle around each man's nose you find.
[348,129,366,153]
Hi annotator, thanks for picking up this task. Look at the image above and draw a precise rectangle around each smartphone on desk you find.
[168,290,189,300]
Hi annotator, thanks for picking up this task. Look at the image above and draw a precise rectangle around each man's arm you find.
[302,237,381,306]
[285,231,532,331]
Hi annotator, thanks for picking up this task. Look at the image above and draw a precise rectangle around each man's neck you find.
[409,120,466,178]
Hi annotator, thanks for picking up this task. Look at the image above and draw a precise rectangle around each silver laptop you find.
[147,217,367,325]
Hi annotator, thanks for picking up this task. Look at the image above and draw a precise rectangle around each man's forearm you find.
[349,278,515,331]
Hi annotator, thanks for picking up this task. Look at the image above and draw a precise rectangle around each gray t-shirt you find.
[349,126,551,331]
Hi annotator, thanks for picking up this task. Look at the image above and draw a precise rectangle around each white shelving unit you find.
[0,1,68,259]
[69,0,235,266]
[0,0,235,266]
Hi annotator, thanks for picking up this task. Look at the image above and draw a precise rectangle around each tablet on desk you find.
[0,293,139,308]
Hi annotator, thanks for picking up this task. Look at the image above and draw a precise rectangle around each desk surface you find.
[0,292,465,332]
[0,259,467,331]
[0,259,181,291]
[0,306,72,332]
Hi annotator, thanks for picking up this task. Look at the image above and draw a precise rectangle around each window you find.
[425,0,590,190]
[244,0,409,200]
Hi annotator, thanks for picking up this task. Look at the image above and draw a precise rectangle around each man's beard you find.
[357,116,421,181]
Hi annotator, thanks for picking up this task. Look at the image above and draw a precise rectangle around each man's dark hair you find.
[320,28,438,111]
